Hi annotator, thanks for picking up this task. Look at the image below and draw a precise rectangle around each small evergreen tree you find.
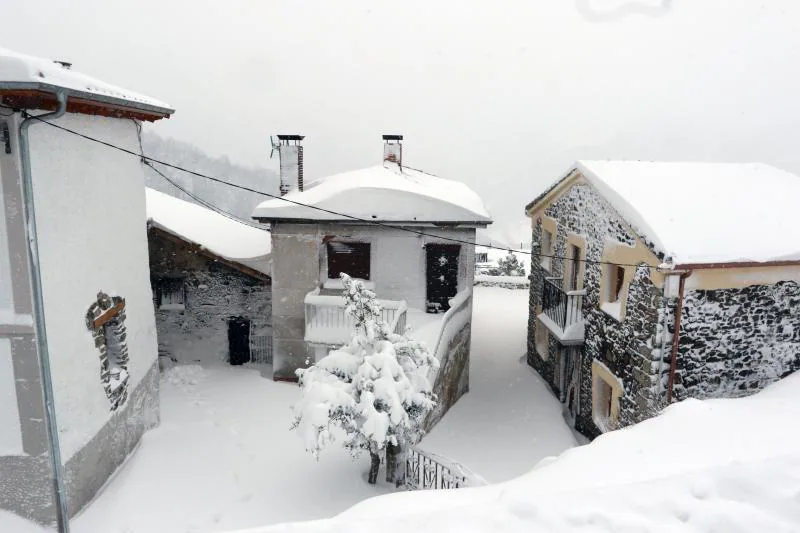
[498,252,525,276]
[291,274,438,485]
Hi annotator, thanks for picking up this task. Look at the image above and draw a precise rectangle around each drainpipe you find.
[18,92,71,533]
[666,270,692,403]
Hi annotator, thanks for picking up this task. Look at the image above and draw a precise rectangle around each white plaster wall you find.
[0,133,15,314]
[316,224,476,311]
[28,114,158,459]
[0,338,22,454]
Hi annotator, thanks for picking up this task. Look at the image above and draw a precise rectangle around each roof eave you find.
[674,259,800,270]
[0,81,174,119]
[252,216,491,227]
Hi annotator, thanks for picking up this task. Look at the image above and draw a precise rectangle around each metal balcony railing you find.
[542,277,584,331]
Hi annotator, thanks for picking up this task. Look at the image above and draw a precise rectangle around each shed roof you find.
[146,188,271,276]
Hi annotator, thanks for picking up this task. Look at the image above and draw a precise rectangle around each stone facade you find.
[526,177,799,440]
[86,292,130,410]
[527,181,667,438]
[674,280,800,400]
[424,322,471,431]
[147,229,272,366]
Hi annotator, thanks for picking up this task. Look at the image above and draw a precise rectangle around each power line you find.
[4,104,663,271]
[130,120,267,229]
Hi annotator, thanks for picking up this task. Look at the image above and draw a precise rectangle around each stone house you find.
[0,48,173,524]
[252,135,492,423]
[146,188,272,367]
[525,160,800,439]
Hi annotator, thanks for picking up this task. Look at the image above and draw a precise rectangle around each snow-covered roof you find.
[550,161,800,265]
[146,188,271,276]
[252,163,492,226]
[0,47,173,117]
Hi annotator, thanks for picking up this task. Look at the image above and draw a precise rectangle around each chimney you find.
[382,135,403,169]
[277,135,304,195]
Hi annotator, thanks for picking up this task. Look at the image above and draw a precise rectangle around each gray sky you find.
[6,0,800,244]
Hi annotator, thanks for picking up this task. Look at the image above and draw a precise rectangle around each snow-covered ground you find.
[421,287,577,482]
[252,368,800,533]
[3,285,570,532]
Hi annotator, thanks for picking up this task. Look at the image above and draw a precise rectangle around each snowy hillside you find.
[254,373,800,533]
[141,131,279,220]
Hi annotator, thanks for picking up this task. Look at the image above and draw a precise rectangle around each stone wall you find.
[674,280,800,400]
[148,230,271,366]
[527,181,667,438]
[424,322,471,431]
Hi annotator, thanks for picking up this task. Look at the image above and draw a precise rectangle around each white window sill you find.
[593,414,615,433]
[600,301,622,322]
[323,278,375,291]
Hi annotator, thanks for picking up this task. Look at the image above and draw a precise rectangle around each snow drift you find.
[248,371,800,533]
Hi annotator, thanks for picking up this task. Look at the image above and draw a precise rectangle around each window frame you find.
[591,359,622,433]
[325,241,372,282]
[539,228,553,272]
[156,277,186,311]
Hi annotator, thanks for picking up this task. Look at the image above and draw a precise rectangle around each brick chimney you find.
[277,135,304,195]
[382,135,403,169]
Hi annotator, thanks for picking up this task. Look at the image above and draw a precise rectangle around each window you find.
[475,252,488,263]
[535,319,549,360]
[606,264,625,303]
[327,242,371,280]
[540,229,553,271]
[566,244,581,291]
[157,278,185,310]
[592,360,621,433]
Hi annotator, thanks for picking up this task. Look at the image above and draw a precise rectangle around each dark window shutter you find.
[327,242,371,280]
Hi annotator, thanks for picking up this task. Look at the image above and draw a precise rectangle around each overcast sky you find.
[5,0,800,244]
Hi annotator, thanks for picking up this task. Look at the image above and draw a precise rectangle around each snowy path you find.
[421,286,578,482]
[4,286,576,533]
[70,365,391,533]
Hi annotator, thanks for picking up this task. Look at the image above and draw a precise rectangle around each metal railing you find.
[304,289,408,345]
[249,335,273,364]
[542,277,584,331]
[404,447,485,490]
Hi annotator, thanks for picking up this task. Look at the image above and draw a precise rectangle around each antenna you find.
[269,135,280,159]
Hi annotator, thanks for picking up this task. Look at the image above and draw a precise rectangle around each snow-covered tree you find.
[291,274,438,484]
[498,252,525,276]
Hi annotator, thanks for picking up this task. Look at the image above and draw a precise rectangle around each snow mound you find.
[576,160,800,265]
[146,188,271,275]
[162,364,206,389]
[252,372,800,533]
[0,47,172,111]
[252,164,492,225]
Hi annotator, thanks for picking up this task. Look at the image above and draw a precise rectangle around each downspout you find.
[19,92,71,533]
[666,270,692,403]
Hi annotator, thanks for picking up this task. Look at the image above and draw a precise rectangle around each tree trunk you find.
[368,451,381,485]
[385,444,397,483]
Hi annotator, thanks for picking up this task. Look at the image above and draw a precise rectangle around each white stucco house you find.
[252,135,492,423]
[0,48,173,525]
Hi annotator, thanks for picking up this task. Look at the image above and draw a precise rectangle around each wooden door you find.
[227,317,251,365]
[425,244,460,313]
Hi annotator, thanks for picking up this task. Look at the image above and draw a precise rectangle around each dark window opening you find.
[606,265,626,303]
[327,242,371,280]
[567,244,581,291]
[157,277,186,310]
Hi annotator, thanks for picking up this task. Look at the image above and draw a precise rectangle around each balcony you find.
[304,289,408,346]
[538,277,585,345]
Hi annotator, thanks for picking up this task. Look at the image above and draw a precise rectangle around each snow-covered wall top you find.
[574,160,800,265]
[252,164,492,225]
[0,47,172,112]
[146,188,271,274]
[29,113,159,459]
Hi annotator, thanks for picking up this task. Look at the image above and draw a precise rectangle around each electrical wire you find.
[2,103,665,271]
[131,120,267,229]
